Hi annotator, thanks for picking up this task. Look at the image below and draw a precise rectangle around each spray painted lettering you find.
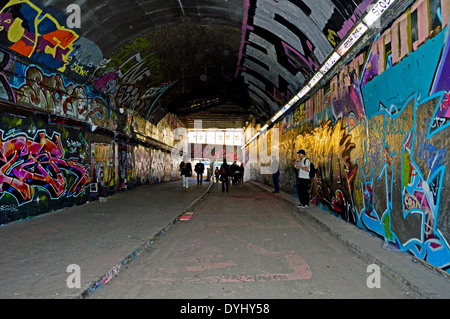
[0,129,90,205]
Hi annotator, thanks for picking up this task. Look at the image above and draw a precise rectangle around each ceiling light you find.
[287,95,300,107]
[248,132,260,144]
[364,0,397,27]
[281,105,291,112]
[298,85,311,99]
[307,72,324,88]
[337,22,368,56]
[271,110,284,122]
[320,52,341,75]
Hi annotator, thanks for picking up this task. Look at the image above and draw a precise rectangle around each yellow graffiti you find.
[327,29,338,46]
[92,143,115,188]
[8,17,25,42]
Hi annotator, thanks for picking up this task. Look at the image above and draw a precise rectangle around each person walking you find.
[294,149,310,208]
[238,163,244,185]
[194,161,205,185]
[219,159,229,192]
[271,155,280,193]
[214,167,220,184]
[181,159,192,191]
[179,160,185,176]
[230,161,239,185]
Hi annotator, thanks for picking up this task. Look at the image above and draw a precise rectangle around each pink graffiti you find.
[235,0,254,78]
[269,87,293,105]
[94,71,119,93]
[0,130,90,205]
[337,0,373,39]
[439,91,450,117]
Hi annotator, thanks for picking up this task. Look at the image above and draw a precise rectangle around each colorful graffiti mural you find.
[0,38,183,225]
[91,142,116,195]
[0,0,78,73]
[0,114,92,224]
[9,63,116,130]
[0,43,117,132]
[0,108,183,224]
[116,142,180,189]
[92,37,174,124]
[0,50,15,102]
[0,0,104,80]
[0,1,185,225]
[249,0,450,272]
[0,129,90,204]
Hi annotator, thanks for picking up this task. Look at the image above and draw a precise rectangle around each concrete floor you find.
[1,178,447,300]
[0,179,209,299]
[90,182,411,299]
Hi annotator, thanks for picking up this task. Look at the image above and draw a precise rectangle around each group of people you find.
[179,149,313,208]
[214,159,244,192]
[179,158,244,193]
[179,159,206,191]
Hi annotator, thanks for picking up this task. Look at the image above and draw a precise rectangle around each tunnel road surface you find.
[90,182,411,299]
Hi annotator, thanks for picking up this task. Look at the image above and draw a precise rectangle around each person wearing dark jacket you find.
[219,159,229,192]
[271,155,280,193]
[194,162,205,185]
[230,161,240,185]
[181,160,192,191]
[214,167,220,183]
[238,163,244,185]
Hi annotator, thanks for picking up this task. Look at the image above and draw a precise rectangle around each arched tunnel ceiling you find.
[2,0,377,128]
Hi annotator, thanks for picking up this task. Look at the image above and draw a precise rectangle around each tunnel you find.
[0,0,449,298]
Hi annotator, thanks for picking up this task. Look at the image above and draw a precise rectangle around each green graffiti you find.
[383,213,393,241]
[402,152,411,187]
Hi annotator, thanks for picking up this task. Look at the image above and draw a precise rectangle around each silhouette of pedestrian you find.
[271,155,280,193]
[219,159,229,192]
[195,161,205,185]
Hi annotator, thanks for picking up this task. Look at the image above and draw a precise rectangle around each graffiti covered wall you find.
[0,0,104,81]
[0,111,91,224]
[249,0,450,272]
[0,1,184,225]
[0,106,182,225]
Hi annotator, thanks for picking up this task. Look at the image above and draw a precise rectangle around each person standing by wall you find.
[238,163,244,185]
[294,149,310,208]
[181,158,192,191]
[271,155,280,193]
